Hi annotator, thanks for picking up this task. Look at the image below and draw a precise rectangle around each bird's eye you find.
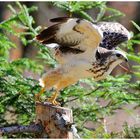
[116,53,121,57]
[76,19,81,24]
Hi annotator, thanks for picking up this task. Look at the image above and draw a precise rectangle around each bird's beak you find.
[126,61,131,71]
[120,52,128,64]
[122,55,129,69]
[119,59,133,74]
[120,52,128,63]
[124,57,128,62]
[117,51,132,73]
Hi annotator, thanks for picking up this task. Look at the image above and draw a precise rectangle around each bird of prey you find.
[35,17,130,105]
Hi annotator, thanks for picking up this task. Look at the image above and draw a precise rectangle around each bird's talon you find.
[47,98,60,106]
[47,92,60,105]
[35,88,45,102]
[35,94,41,102]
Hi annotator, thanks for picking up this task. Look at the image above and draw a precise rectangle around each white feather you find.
[114,50,127,59]
[46,43,59,48]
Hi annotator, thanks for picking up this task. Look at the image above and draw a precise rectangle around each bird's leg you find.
[35,87,46,102]
[47,91,60,105]
[47,77,77,106]
[36,69,62,102]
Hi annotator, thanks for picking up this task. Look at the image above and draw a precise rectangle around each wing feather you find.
[36,24,60,43]
[98,22,130,50]
[36,18,103,51]
[50,17,70,23]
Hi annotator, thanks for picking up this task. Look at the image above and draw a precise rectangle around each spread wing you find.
[97,22,130,50]
[36,17,103,53]
[95,22,130,61]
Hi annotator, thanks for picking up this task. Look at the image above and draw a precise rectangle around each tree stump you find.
[35,102,73,138]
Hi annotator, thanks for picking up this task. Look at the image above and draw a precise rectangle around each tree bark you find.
[35,102,73,138]
[0,123,43,135]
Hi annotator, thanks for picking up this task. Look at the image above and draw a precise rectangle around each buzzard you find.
[36,17,130,105]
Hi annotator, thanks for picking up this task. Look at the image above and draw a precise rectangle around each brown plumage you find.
[35,17,129,105]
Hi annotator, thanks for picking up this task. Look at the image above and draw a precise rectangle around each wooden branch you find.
[36,102,73,138]
[63,86,102,104]
[0,123,43,135]
[0,102,75,138]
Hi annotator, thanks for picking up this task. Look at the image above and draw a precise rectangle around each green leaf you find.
[78,11,94,22]
[131,21,140,32]
[127,54,140,64]
[103,7,125,21]
[131,40,140,44]
[96,4,106,22]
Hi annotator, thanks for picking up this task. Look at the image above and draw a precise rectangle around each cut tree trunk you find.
[35,102,73,138]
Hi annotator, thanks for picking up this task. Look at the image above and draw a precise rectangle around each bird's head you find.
[96,48,128,63]
[104,50,128,77]
[93,48,128,81]
[108,50,128,64]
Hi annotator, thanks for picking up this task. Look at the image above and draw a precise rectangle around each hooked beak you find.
[124,57,128,63]
[115,50,133,73]
[119,61,133,74]
[115,50,128,62]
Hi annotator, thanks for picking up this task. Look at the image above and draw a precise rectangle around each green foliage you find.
[53,1,124,22]
[0,2,51,138]
[59,75,140,138]
[125,21,140,78]
[0,1,140,138]
[132,21,140,32]
[122,122,140,138]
